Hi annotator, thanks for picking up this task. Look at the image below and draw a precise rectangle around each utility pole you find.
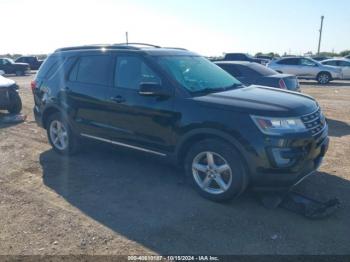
[126,32,129,44]
[317,16,324,55]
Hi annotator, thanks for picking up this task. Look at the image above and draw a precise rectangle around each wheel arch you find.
[42,105,62,129]
[317,71,332,79]
[175,128,248,166]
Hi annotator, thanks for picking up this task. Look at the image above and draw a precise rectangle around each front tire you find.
[317,72,331,84]
[7,90,22,114]
[46,113,79,155]
[184,139,248,202]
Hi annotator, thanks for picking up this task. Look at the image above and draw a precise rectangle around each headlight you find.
[251,115,307,135]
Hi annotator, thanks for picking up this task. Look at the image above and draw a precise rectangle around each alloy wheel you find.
[192,151,233,194]
[49,120,69,151]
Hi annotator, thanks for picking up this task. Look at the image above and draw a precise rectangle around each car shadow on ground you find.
[327,118,350,137]
[40,143,350,254]
[299,81,350,87]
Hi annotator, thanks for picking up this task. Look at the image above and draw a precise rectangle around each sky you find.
[1,0,349,56]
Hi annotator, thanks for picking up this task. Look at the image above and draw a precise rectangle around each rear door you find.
[104,54,176,153]
[337,60,350,79]
[276,58,300,75]
[65,54,114,137]
[299,58,319,78]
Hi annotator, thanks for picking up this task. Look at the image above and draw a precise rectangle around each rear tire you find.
[317,72,331,84]
[7,90,22,114]
[46,113,80,155]
[184,139,248,202]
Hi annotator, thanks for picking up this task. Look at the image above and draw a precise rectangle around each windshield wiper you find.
[192,83,244,95]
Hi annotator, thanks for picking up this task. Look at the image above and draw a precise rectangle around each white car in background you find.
[0,71,22,114]
[321,59,350,80]
[267,57,342,84]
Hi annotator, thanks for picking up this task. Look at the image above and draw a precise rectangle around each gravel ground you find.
[0,75,350,255]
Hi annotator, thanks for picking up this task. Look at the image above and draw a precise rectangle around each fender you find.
[175,127,250,165]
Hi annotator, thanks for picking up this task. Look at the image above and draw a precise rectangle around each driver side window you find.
[114,56,161,90]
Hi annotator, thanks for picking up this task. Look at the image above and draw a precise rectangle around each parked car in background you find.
[0,58,30,76]
[255,55,276,61]
[32,44,329,201]
[15,56,43,70]
[0,71,22,114]
[344,55,350,60]
[220,53,269,65]
[267,57,342,84]
[215,61,300,92]
[321,59,350,79]
[311,56,332,61]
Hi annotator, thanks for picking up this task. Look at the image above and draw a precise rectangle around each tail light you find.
[279,79,287,89]
[30,80,37,92]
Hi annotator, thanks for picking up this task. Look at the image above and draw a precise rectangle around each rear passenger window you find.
[114,56,160,89]
[77,56,111,85]
[219,64,242,77]
[277,58,299,65]
[71,55,113,86]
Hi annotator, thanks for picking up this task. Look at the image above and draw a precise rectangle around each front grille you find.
[301,108,326,136]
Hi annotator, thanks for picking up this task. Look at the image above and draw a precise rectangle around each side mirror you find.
[139,82,170,97]
[0,70,4,76]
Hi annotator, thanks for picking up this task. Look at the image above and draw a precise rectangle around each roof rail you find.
[55,43,187,52]
[163,47,188,51]
[114,43,161,48]
[55,44,140,52]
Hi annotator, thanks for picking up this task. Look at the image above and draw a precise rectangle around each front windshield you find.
[157,56,242,93]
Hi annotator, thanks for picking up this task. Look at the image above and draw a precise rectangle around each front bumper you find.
[249,125,329,190]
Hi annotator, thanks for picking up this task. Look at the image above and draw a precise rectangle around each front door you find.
[104,54,176,154]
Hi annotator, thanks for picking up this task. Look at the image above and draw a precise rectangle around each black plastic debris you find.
[0,114,27,124]
[257,190,340,219]
[280,191,340,219]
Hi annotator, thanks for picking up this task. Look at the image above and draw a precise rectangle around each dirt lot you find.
[1,74,350,255]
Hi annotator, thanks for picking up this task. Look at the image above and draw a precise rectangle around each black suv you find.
[32,44,329,201]
[15,56,43,70]
[0,58,30,76]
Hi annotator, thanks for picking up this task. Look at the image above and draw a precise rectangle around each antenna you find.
[317,16,324,55]
[126,32,129,45]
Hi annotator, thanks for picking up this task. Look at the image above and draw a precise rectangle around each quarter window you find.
[114,56,160,89]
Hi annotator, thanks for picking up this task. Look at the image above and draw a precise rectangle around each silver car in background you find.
[267,57,342,84]
[321,59,350,80]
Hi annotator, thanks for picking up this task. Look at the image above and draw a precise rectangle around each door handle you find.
[110,95,126,103]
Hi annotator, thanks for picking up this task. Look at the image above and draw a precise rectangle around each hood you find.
[191,85,318,117]
[0,75,16,88]
[14,62,29,67]
[265,73,295,78]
